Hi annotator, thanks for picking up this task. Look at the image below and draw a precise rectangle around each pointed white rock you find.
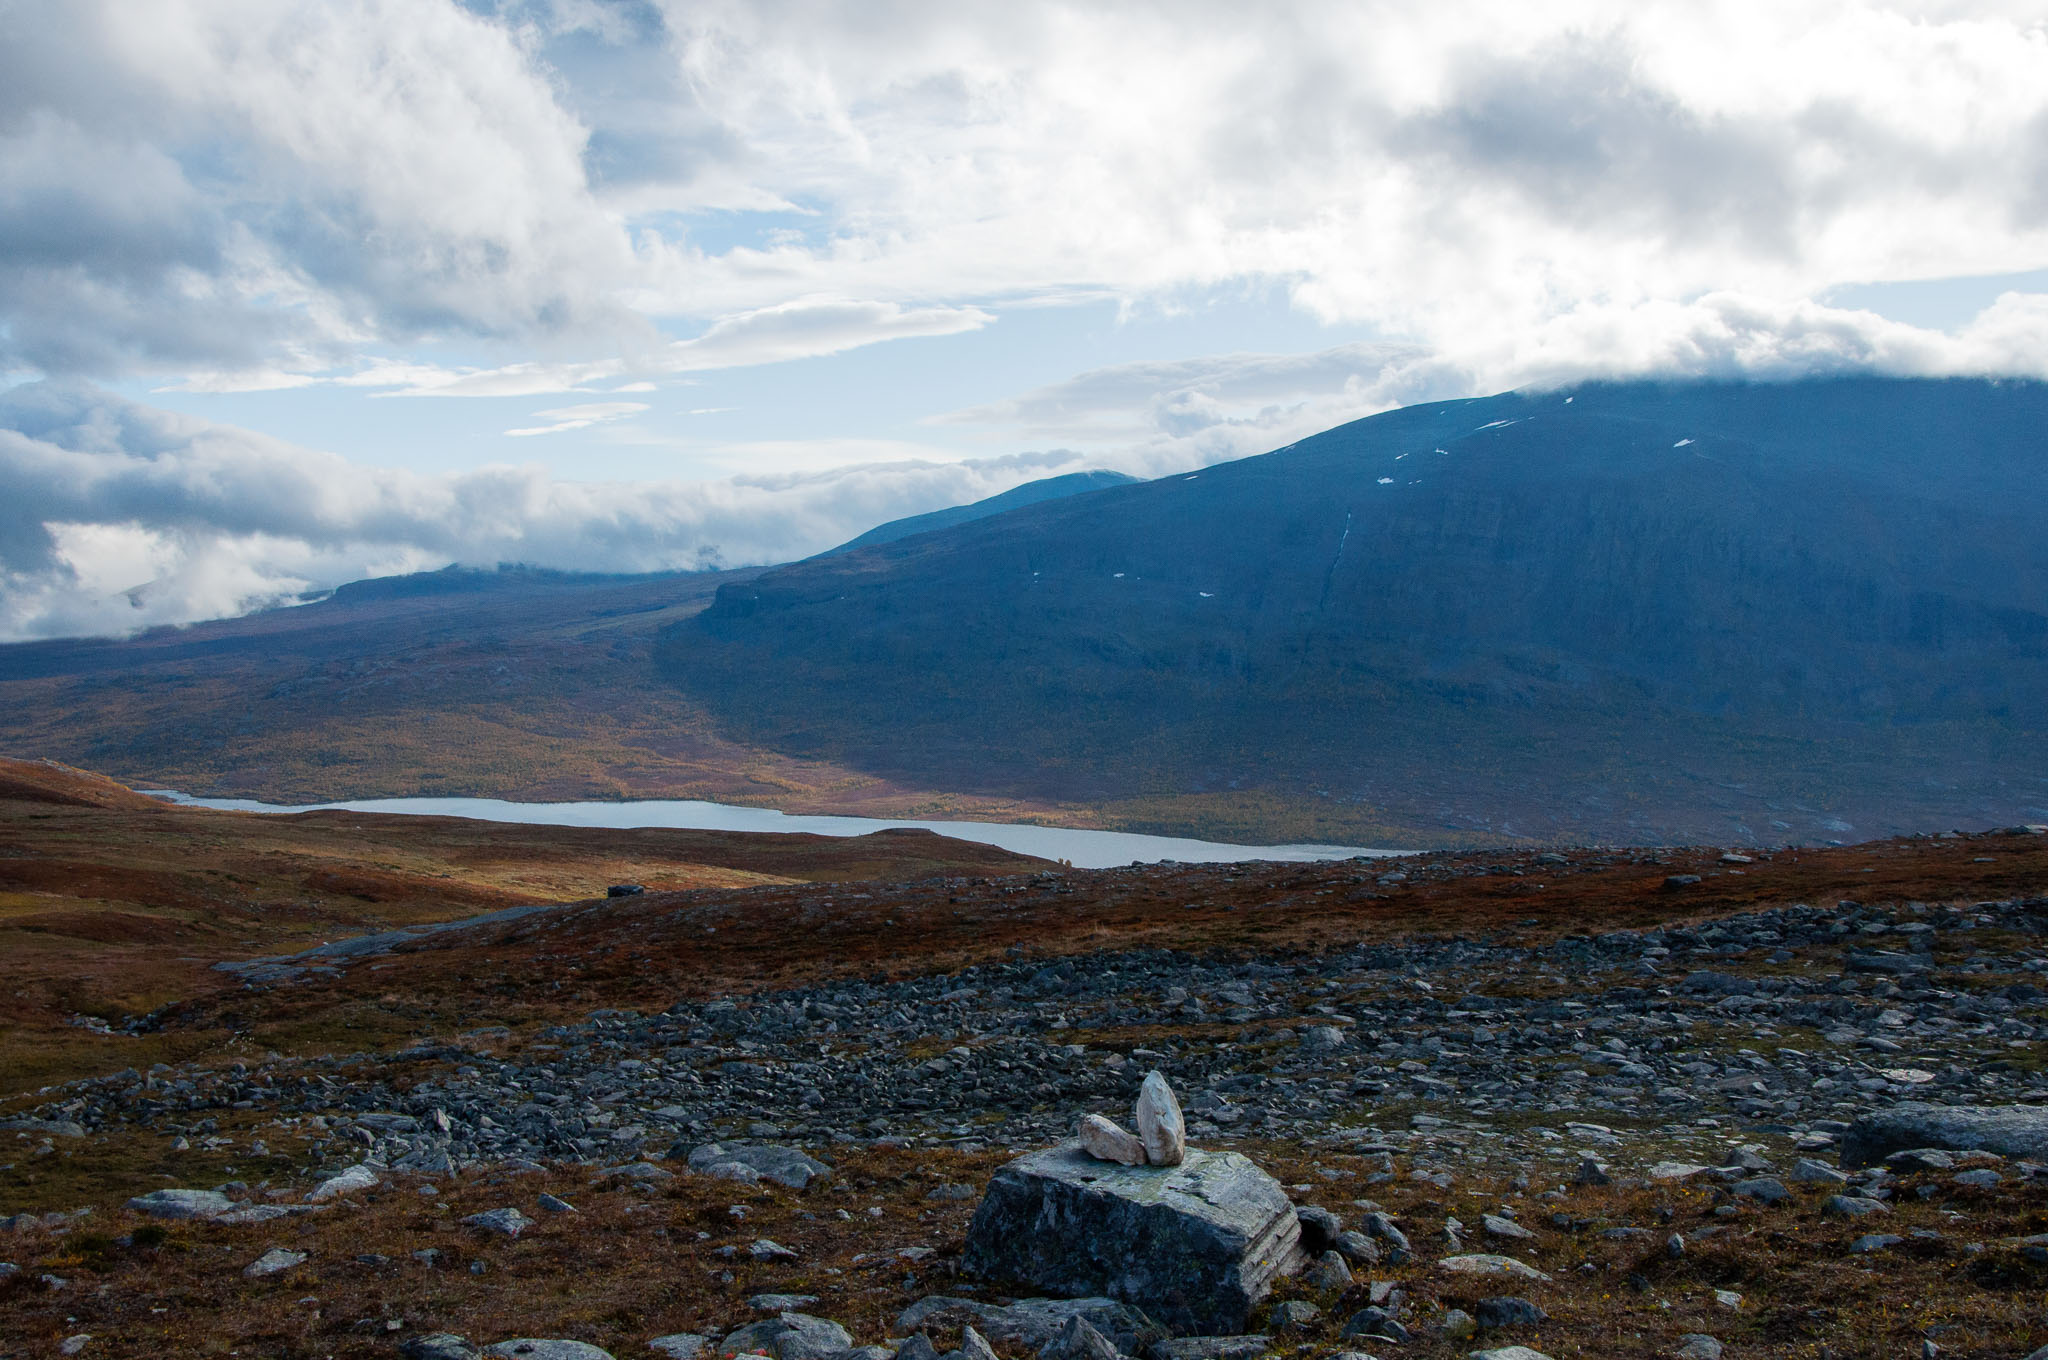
[1134,1070,1186,1167]
[1079,1113,1146,1165]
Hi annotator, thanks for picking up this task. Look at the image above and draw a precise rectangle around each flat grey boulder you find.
[484,1343,615,1360]
[896,1296,1164,1356]
[961,1140,1307,1335]
[1439,1255,1551,1283]
[718,1313,851,1360]
[127,1189,233,1220]
[401,1336,480,1360]
[1839,1104,2048,1168]
[1148,1337,1270,1360]
[683,1143,831,1191]
[243,1248,307,1278]
[464,1208,534,1238]
[307,1163,383,1201]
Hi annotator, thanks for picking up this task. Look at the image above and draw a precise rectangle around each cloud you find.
[0,381,1099,640]
[10,2,2048,392]
[938,290,2048,473]
[383,298,993,397]
[504,401,650,437]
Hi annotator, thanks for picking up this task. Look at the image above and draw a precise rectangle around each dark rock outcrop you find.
[961,1140,1306,1334]
[1840,1103,2048,1168]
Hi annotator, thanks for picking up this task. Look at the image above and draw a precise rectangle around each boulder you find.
[895,1296,1163,1357]
[1439,1255,1552,1283]
[1148,1339,1271,1360]
[483,1344,615,1360]
[649,1337,709,1360]
[1041,1317,1119,1360]
[682,1142,832,1190]
[463,1208,533,1238]
[307,1163,382,1201]
[400,1336,479,1360]
[961,1140,1307,1334]
[1079,1115,1146,1166]
[243,1248,307,1278]
[1134,1073,1185,1168]
[1839,1104,2048,1168]
[126,1189,233,1220]
[718,1313,852,1360]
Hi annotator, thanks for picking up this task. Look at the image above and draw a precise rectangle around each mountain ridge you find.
[661,376,2048,843]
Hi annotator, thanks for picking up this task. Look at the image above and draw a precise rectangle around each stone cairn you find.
[1077,1070,1185,1167]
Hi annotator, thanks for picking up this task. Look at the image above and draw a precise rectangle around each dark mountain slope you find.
[660,378,2048,843]
[823,469,1138,555]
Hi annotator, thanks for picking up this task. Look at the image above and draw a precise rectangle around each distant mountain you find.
[661,377,2048,844]
[822,470,1139,555]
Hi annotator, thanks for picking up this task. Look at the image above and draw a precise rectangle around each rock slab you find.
[961,1140,1306,1334]
[1839,1103,2048,1168]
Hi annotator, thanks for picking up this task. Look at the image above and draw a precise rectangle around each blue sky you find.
[4,0,2048,638]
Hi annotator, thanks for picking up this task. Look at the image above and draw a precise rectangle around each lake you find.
[147,791,1400,870]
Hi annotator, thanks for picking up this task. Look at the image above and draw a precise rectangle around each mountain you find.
[822,469,1139,555]
[660,377,2048,844]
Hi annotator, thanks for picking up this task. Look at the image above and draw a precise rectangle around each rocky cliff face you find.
[663,377,2048,842]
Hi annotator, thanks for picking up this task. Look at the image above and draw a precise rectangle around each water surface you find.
[149,792,1399,871]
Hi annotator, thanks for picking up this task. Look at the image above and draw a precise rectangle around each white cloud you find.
[0,381,1096,640]
[10,2,2048,390]
[939,291,2048,473]
[504,401,650,437]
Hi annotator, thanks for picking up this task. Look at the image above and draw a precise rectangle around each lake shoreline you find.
[145,790,1402,870]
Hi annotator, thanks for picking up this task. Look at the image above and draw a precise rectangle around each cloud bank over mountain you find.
[0,382,1099,640]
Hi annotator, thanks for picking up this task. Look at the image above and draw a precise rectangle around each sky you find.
[4,1,2048,640]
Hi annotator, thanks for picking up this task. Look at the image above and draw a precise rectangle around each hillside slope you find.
[662,377,2048,844]
[823,469,1139,555]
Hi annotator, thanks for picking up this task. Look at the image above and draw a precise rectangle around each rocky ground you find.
[3,831,2047,1357]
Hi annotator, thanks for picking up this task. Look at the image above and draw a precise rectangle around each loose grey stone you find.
[1302,1249,1353,1290]
[684,1143,832,1191]
[721,1316,853,1360]
[538,1194,577,1214]
[751,1295,821,1313]
[126,1189,232,1220]
[1040,1316,1119,1360]
[463,1208,534,1238]
[1473,1297,1547,1329]
[483,1344,616,1360]
[1270,1301,1320,1332]
[1294,1205,1343,1254]
[1788,1159,1847,1185]
[307,1164,382,1201]
[242,1248,307,1278]
[1673,1337,1723,1360]
[1134,1072,1186,1168]
[1467,1349,1555,1360]
[1342,1307,1409,1344]
[1730,1177,1790,1204]
[962,1140,1306,1334]
[1079,1114,1146,1166]
[947,1326,1000,1360]
[1849,1234,1902,1254]
[1482,1214,1537,1241]
[399,1335,479,1360]
[1822,1195,1891,1218]
[648,1336,709,1360]
[895,1297,1163,1358]
[1439,1255,1552,1282]
[1149,1339,1271,1360]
